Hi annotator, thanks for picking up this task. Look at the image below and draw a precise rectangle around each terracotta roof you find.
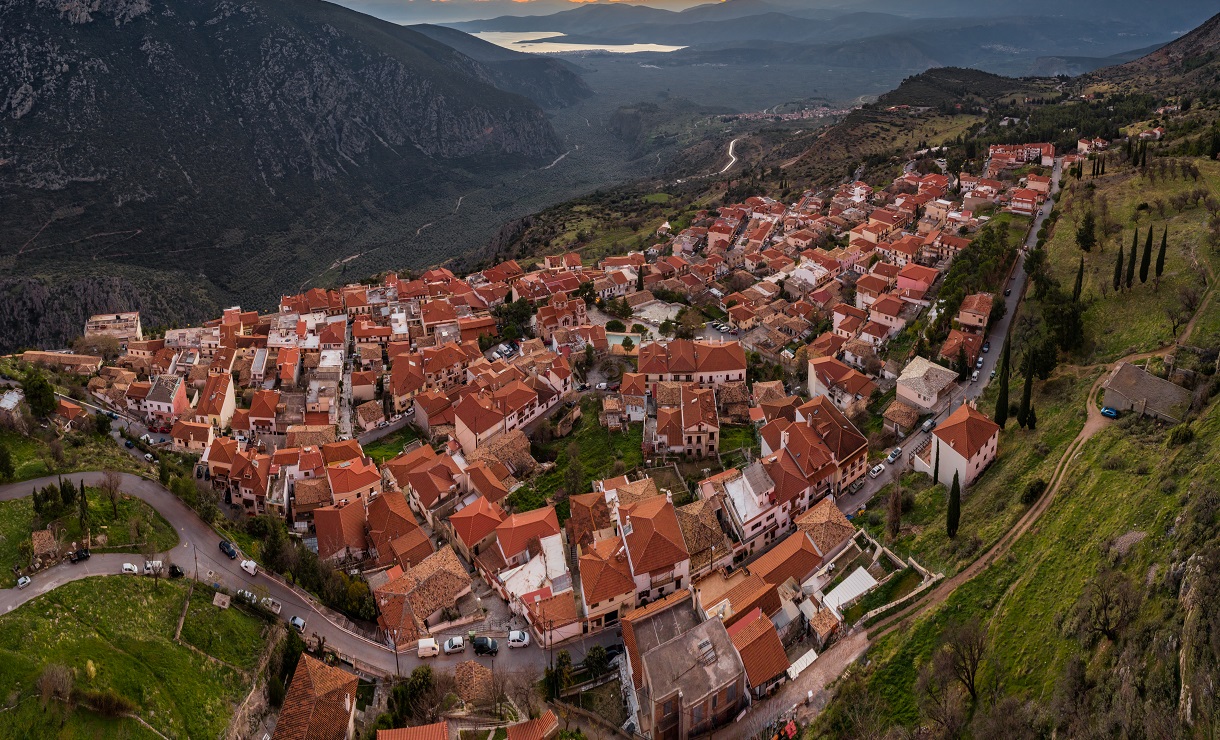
[620,496,689,575]
[378,722,449,740]
[795,498,855,557]
[898,357,957,399]
[727,608,790,689]
[321,440,364,465]
[271,655,357,740]
[455,660,495,705]
[375,546,471,637]
[933,403,1000,461]
[172,420,212,445]
[749,531,822,586]
[506,711,558,740]
[675,497,732,573]
[496,507,560,560]
[294,478,333,508]
[367,491,432,568]
[526,590,581,628]
[579,536,636,606]
[314,501,367,560]
[449,495,506,549]
[567,491,612,551]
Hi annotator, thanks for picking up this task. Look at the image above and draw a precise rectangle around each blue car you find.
[1100,407,1119,419]
[219,540,238,559]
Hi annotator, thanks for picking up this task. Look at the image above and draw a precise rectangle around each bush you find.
[1022,478,1047,505]
[76,688,137,717]
[1167,424,1195,446]
[900,489,915,514]
[606,320,626,332]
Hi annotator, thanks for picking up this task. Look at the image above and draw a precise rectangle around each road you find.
[720,138,741,175]
[836,157,1064,516]
[0,472,618,678]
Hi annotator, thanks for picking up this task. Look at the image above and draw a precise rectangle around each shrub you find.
[1167,424,1195,446]
[1022,478,1047,505]
[76,688,136,717]
[606,320,626,332]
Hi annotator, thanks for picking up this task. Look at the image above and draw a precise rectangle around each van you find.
[971,370,980,382]
[240,559,258,576]
[143,560,163,575]
[417,638,440,658]
[921,418,936,434]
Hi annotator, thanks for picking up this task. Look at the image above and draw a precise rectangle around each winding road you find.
[719,137,741,175]
[0,472,617,678]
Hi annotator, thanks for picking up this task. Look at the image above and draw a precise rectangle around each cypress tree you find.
[1155,227,1167,282]
[957,346,969,381]
[1113,245,1124,293]
[1126,230,1137,289]
[947,471,961,539]
[933,441,940,485]
[995,338,1010,429]
[1073,255,1085,302]
[1140,224,1153,283]
[1101,158,1106,175]
[1018,351,1034,428]
[1027,404,1037,430]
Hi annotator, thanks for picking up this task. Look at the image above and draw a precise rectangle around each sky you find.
[329,0,711,24]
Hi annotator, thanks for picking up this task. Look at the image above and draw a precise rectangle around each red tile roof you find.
[271,655,357,740]
[727,608,790,689]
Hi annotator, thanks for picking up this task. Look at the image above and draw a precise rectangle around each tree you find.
[957,345,969,382]
[946,471,960,539]
[941,618,987,702]
[917,658,967,739]
[563,447,585,497]
[22,369,56,418]
[1113,244,1124,293]
[1075,211,1096,252]
[1125,229,1137,289]
[1077,568,1137,643]
[620,336,635,352]
[78,480,89,534]
[59,477,77,510]
[583,645,610,678]
[995,340,1010,429]
[37,663,74,707]
[1017,351,1033,428]
[1155,227,1168,286]
[1072,255,1084,302]
[886,487,901,542]
[101,470,122,517]
[933,441,941,484]
[0,444,12,483]
[659,319,674,337]
[636,270,644,292]
[1027,404,1037,430]
[1139,224,1153,283]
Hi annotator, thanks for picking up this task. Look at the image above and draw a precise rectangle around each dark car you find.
[473,636,499,656]
[125,440,135,449]
[604,643,626,661]
[68,548,90,563]
[219,540,238,559]
[168,564,185,578]
[1004,288,1012,296]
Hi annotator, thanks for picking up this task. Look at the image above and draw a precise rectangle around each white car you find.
[237,589,257,604]
[289,616,307,633]
[508,630,530,648]
[240,559,258,576]
[868,464,886,479]
[16,576,31,589]
[595,382,608,391]
[443,636,465,654]
[260,597,282,615]
[122,563,139,574]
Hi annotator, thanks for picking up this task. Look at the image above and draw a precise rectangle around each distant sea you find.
[472,31,685,54]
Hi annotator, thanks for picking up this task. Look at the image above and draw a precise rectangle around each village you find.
[3,140,1075,740]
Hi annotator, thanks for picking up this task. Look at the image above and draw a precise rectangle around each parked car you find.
[122,563,139,574]
[237,589,257,604]
[982,341,991,353]
[169,564,185,578]
[140,434,152,444]
[473,636,499,656]
[219,540,238,559]
[508,630,530,649]
[869,463,886,479]
[124,440,135,449]
[289,616,307,633]
[971,370,980,382]
[68,548,90,563]
[1004,288,1012,296]
[604,643,626,661]
[143,453,155,463]
[975,357,984,369]
[16,576,31,589]
[443,637,465,654]
[240,559,258,576]
[1100,407,1120,419]
[143,560,163,575]
[847,479,866,494]
[107,411,119,420]
[921,418,936,434]
[260,597,282,614]
[595,382,608,391]
[417,638,440,658]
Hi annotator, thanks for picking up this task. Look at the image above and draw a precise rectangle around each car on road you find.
[886,447,903,464]
[443,637,465,654]
[240,559,258,576]
[143,560,163,575]
[169,564,185,578]
[975,357,984,369]
[595,382,608,391]
[417,638,440,658]
[107,412,119,420]
[604,643,626,661]
[508,630,530,648]
[1100,407,1120,419]
[289,616,307,633]
[921,418,936,434]
[869,463,886,479]
[260,597,282,614]
[16,576,31,589]
[982,341,991,353]
[991,370,997,379]
[143,453,155,462]
[122,563,139,574]
[219,540,238,559]
[847,479,866,494]
[971,370,980,382]
[473,636,499,656]
[125,440,135,448]
[68,548,90,563]
[1004,288,1012,296]
[237,589,257,604]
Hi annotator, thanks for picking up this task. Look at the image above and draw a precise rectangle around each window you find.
[692,705,704,725]
[663,700,675,717]
[727,684,737,702]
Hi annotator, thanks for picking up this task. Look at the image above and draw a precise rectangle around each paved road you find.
[0,472,618,678]
[836,157,1064,516]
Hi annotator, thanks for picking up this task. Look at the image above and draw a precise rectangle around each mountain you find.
[406,24,592,107]
[0,0,584,352]
[1025,43,1167,77]
[531,12,910,47]
[1085,10,1220,89]
[451,4,679,34]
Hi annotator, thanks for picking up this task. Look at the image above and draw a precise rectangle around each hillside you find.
[0,0,577,351]
[1085,11,1220,92]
